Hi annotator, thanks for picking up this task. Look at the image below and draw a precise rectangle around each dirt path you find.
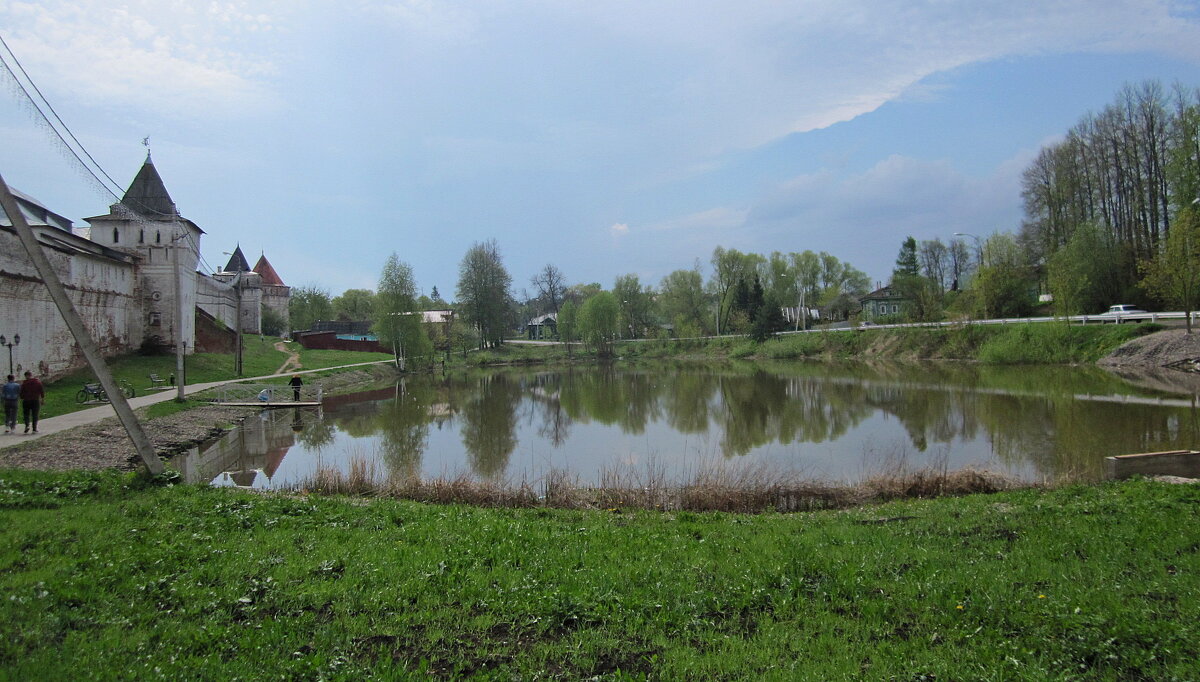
[275,340,302,374]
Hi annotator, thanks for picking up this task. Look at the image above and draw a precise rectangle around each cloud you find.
[1,1,284,119]
[743,154,1026,278]
[610,222,629,236]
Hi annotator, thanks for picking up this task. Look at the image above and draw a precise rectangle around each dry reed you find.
[296,455,1028,513]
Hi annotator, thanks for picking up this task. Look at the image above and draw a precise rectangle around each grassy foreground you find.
[2,470,1198,680]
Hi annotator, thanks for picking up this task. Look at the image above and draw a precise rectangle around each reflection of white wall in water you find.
[172,408,306,485]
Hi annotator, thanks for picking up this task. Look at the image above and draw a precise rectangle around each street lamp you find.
[0,334,18,375]
[954,232,984,267]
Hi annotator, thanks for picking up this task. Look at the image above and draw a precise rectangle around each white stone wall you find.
[0,226,139,379]
[204,272,263,334]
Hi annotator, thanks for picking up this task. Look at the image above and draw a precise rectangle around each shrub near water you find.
[2,469,1199,679]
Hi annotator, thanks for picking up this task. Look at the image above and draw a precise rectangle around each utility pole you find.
[171,229,186,402]
[234,272,243,376]
[0,173,163,475]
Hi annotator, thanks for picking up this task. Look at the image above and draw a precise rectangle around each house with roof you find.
[859,285,910,321]
[527,313,557,340]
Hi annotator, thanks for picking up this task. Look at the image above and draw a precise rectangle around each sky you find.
[1,0,1199,298]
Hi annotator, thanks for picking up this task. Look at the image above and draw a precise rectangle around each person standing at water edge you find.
[20,370,44,434]
[289,374,303,401]
[2,374,19,434]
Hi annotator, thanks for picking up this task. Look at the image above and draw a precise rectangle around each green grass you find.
[1,469,1197,679]
[611,322,1158,365]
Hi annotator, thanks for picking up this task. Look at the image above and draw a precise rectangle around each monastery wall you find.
[0,225,140,380]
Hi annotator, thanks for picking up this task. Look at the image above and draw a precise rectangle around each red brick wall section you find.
[295,331,389,354]
[194,309,236,353]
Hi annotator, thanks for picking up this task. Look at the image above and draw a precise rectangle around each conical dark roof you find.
[121,153,178,217]
[223,245,251,273]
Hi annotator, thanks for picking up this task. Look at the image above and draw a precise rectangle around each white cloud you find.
[1,1,284,119]
[610,222,629,236]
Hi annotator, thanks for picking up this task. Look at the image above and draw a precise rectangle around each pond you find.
[171,361,1200,489]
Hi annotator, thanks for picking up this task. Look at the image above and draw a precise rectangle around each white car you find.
[1097,304,1147,321]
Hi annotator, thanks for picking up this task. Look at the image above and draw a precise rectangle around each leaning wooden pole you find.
[0,173,163,475]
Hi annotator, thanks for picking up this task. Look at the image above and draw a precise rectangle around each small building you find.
[527,313,557,340]
[859,285,908,320]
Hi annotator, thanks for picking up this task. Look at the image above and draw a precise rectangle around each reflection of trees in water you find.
[317,364,1200,482]
[377,381,434,478]
[294,409,336,450]
[714,372,873,456]
[521,372,572,447]
[985,396,1199,478]
[660,370,713,434]
[459,374,521,479]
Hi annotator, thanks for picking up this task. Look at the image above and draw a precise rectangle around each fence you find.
[211,382,324,404]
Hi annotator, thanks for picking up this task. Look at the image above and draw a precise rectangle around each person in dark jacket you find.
[19,371,45,434]
[288,374,303,401]
[2,374,19,434]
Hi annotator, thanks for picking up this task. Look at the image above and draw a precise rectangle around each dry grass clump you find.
[862,468,1023,501]
[296,455,1028,513]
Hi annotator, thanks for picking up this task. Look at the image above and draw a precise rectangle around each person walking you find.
[288,374,303,402]
[2,374,19,434]
[19,370,44,434]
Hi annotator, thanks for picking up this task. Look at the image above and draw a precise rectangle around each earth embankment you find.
[1098,328,1200,368]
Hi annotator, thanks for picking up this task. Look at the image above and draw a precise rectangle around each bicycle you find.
[75,380,135,404]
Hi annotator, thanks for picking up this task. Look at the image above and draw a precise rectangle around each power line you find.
[0,31,222,275]
[0,32,124,200]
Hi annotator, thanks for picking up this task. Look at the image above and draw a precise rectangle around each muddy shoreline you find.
[0,367,396,473]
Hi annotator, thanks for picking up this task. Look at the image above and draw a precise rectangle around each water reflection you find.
[172,362,1200,488]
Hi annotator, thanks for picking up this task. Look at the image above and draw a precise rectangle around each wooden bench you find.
[149,373,170,389]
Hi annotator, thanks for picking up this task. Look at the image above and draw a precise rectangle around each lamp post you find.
[954,232,984,268]
[0,334,17,375]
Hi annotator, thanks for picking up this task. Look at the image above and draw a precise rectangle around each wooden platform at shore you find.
[215,401,322,408]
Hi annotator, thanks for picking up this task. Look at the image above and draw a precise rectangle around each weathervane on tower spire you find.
[142,136,151,162]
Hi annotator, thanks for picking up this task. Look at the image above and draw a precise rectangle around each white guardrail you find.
[775,311,1194,335]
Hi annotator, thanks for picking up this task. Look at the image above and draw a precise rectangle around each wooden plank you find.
[214,401,322,408]
[1105,450,1200,480]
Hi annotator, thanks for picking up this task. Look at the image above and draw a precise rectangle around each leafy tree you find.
[288,285,332,332]
[613,273,655,338]
[374,253,432,369]
[1141,206,1200,332]
[974,234,1036,318]
[260,304,286,337]
[429,285,445,306]
[456,240,514,348]
[709,247,762,334]
[563,282,603,306]
[659,267,710,335]
[557,300,578,356]
[578,291,620,355]
[332,288,376,321]
[1047,222,1117,316]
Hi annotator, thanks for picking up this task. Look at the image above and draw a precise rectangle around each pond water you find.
[171,362,1200,489]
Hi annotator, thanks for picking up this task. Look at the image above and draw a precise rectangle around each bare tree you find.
[948,238,972,290]
[918,239,949,291]
[531,263,567,314]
